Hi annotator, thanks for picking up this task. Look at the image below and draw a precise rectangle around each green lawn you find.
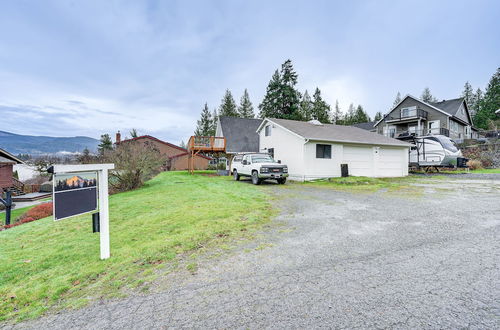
[471,168,500,173]
[299,175,443,192]
[0,171,273,322]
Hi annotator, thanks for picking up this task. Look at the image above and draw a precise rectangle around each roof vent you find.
[308,119,323,126]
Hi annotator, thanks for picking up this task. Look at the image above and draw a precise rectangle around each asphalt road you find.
[7,175,500,329]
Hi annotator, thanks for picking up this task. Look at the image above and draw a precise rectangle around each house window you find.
[268,148,274,158]
[401,106,416,118]
[316,144,332,159]
[265,125,272,136]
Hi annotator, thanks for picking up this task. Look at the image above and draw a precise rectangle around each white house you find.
[256,118,411,181]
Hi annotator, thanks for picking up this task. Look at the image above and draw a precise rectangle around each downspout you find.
[303,138,309,182]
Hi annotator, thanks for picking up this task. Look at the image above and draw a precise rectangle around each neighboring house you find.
[115,133,210,171]
[374,95,478,142]
[0,148,24,190]
[352,121,376,132]
[215,116,263,168]
[257,118,410,181]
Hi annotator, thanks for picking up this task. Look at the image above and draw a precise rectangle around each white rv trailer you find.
[397,134,463,168]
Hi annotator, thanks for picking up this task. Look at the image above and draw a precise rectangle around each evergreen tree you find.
[462,81,474,106]
[194,103,215,136]
[352,105,370,124]
[474,67,500,129]
[421,87,438,103]
[392,92,402,109]
[180,140,186,149]
[219,89,238,117]
[343,103,356,125]
[130,128,138,138]
[311,87,331,123]
[299,90,314,121]
[211,109,218,135]
[259,70,281,118]
[98,134,113,155]
[238,89,255,118]
[470,88,483,118]
[259,59,302,120]
[374,111,383,122]
[332,100,343,124]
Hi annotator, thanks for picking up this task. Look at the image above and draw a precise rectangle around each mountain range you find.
[0,130,99,155]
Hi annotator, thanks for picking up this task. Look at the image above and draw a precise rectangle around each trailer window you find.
[436,136,458,152]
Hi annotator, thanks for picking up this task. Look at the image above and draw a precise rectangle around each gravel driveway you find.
[7,175,500,329]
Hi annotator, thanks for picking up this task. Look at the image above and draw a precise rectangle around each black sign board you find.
[53,171,98,221]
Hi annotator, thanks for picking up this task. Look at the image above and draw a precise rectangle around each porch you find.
[383,122,450,138]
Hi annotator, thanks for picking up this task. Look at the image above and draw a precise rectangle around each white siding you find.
[258,121,409,181]
[259,124,305,180]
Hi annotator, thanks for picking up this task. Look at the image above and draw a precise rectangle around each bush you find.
[23,202,53,221]
[0,202,53,231]
[466,159,483,170]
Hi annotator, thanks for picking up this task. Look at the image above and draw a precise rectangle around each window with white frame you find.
[265,125,272,136]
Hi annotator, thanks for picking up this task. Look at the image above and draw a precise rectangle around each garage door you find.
[376,147,405,177]
[342,146,374,177]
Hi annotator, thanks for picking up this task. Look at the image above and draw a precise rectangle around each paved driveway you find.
[8,175,500,329]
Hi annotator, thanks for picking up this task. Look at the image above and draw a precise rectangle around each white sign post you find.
[51,164,114,260]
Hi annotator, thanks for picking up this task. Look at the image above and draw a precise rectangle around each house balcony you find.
[384,108,428,123]
[384,127,450,139]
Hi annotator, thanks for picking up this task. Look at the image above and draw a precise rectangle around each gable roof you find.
[262,118,410,147]
[218,116,262,153]
[0,148,24,164]
[374,94,476,127]
[119,135,211,160]
[352,121,376,131]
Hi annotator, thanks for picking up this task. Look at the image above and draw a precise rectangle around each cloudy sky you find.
[1,0,498,144]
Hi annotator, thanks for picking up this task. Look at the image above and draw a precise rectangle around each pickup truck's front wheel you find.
[233,170,240,181]
[251,171,261,185]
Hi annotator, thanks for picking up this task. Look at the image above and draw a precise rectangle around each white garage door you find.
[376,147,405,177]
[342,145,374,177]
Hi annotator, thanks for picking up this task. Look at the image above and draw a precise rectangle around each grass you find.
[471,168,500,174]
[411,168,500,174]
[0,171,273,323]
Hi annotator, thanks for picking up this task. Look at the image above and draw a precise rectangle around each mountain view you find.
[0,130,99,155]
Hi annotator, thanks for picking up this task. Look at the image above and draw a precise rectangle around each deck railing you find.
[187,136,226,152]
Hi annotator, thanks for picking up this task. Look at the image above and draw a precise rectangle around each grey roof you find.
[352,121,376,131]
[0,148,23,164]
[219,116,263,153]
[268,118,410,147]
[430,97,465,116]
[0,155,16,164]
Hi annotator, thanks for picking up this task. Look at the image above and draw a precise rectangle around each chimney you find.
[116,131,121,144]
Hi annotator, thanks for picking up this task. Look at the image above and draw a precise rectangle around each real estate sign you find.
[50,164,114,259]
[53,171,98,221]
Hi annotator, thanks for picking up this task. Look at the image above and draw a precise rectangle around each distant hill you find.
[0,130,99,155]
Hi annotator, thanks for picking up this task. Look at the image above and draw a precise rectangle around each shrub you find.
[24,202,53,220]
[467,159,483,170]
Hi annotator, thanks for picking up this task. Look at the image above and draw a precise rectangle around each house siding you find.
[120,137,209,171]
[0,164,14,189]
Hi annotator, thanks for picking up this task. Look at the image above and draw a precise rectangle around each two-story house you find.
[374,95,478,142]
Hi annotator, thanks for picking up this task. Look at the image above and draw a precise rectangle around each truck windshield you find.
[436,136,459,152]
[251,154,275,163]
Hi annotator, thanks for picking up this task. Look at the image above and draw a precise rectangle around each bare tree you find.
[102,141,164,192]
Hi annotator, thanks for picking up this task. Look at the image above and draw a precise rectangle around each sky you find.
[0,0,499,144]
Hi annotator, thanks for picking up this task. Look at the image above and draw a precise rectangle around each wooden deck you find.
[187,136,226,174]
[187,136,226,153]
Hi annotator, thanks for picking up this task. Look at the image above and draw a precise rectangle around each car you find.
[231,153,288,185]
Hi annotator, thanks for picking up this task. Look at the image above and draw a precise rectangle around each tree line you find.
[194,59,372,136]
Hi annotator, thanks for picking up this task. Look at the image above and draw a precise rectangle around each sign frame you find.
[53,171,99,221]
[50,164,114,259]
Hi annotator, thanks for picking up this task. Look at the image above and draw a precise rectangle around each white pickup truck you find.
[231,153,288,185]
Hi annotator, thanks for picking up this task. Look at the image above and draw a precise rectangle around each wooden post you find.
[98,168,110,259]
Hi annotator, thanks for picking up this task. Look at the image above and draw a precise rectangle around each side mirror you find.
[242,160,248,165]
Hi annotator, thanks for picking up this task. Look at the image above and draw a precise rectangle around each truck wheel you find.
[251,171,261,185]
[233,170,240,181]
[277,178,287,184]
